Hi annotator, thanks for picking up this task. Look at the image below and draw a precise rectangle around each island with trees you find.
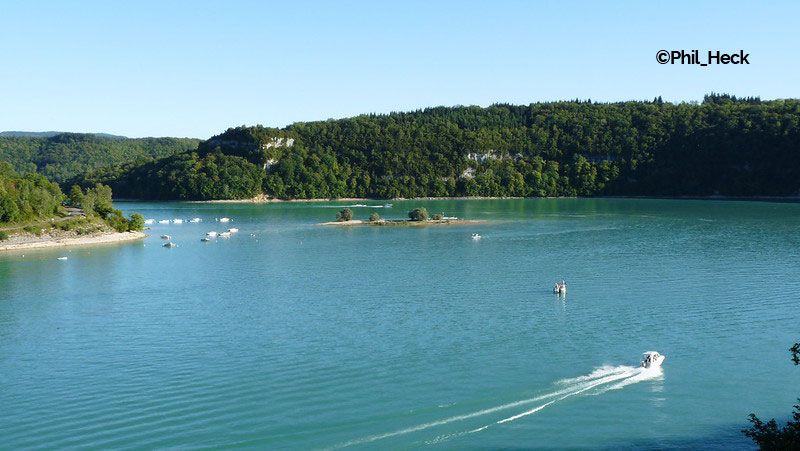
[320,206,482,226]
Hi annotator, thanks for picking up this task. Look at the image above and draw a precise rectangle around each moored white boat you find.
[158,219,170,224]
[201,237,212,242]
[227,228,239,233]
[206,231,218,237]
[160,234,171,240]
[144,219,155,225]
[189,217,202,223]
[172,219,183,224]
[219,217,231,223]
[163,242,177,248]
[219,231,232,238]
[553,280,567,294]
[471,233,482,241]
[641,351,665,369]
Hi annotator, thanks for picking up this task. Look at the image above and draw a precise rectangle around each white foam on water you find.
[332,364,661,449]
[496,367,638,424]
[594,366,663,394]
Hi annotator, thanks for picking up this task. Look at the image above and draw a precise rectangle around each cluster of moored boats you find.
[145,217,204,225]
[201,227,239,242]
[150,217,237,248]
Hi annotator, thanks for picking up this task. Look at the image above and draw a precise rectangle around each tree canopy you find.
[0,162,64,223]
[60,96,800,200]
[0,133,199,184]
[743,343,800,450]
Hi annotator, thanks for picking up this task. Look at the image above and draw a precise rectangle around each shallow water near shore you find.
[1,198,798,449]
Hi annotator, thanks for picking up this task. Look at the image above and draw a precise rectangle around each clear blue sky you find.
[1,0,798,138]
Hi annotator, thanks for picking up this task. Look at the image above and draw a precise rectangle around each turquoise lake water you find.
[1,198,799,449]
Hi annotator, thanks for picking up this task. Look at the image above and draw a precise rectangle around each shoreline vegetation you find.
[0,162,145,252]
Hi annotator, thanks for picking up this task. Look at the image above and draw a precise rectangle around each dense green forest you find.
[48,95,800,199]
[0,161,64,223]
[0,133,199,184]
[0,162,142,235]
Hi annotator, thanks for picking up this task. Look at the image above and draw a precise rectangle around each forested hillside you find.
[70,95,800,199]
[0,162,64,224]
[0,161,143,236]
[0,133,200,184]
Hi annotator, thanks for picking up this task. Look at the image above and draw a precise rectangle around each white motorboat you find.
[158,219,170,224]
[227,228,239,233]
[189,218,202,223]
[57,256,68,261]
[160,234,171,240]
[172,219,183,224]
[163,242,177,248]
[553,281,567,294]
[201,237,212,242]
[206,231,218,237]
[472,233,482,240]
[219,231,232,238]
[641,351,665,369]
[219,217,231,223]
[144,219,155,225]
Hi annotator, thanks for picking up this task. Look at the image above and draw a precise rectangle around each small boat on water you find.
[163,242,177,248]
[206,231,218,237]
[641,351,666,369]
[201,237,212,242]
[160,235,171,240]
[219,231,232,238]
[384,203,393,208]
[553,280,567,294]
[219,217,231,223]
[57,256,68,261]
[227,228,239,233]
[189,217,202,223]
[172,219,183,224]
[471,233,482,241]
[144,219,155,225]
[158,219,170,224]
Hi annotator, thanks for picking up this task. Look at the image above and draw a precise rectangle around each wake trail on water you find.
[331,364,663,449]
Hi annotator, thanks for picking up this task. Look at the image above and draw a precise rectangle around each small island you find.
[320,207,484,227]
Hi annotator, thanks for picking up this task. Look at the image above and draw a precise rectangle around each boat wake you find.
[331,364,663,449]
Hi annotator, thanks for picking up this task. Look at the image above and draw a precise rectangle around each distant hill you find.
[0,131,128,139]
[0,132,201,184]
[73,94,800,200]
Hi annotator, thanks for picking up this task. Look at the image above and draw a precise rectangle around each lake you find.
[1,198,798,449]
